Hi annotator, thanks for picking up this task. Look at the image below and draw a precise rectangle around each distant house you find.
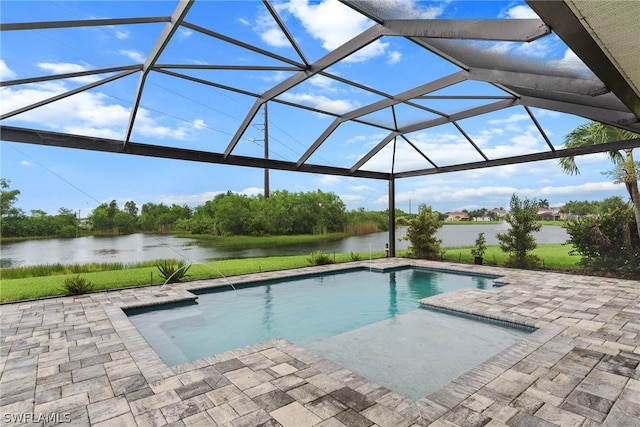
[489,209,507,220]
[537,208,561,221]
[445,211,470,221]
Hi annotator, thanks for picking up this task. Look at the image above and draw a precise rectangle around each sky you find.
[0,0,632,217]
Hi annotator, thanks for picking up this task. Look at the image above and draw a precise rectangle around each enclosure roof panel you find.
[1,0,638,180]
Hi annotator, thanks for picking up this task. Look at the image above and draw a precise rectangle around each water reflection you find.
[262,285,274,337]
[1,224,568,267]
[473,276,487,290]
[388,272,398,318]
[407,270,441,299]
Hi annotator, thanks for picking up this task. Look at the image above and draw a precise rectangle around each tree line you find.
[559,196,627,217]
[0,181,393,238]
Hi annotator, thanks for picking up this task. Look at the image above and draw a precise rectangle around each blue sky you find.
[0,0,630,217]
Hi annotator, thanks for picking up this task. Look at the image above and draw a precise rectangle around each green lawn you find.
[0,244,581,303]
[0,252,386,302]
[441,243,579,269]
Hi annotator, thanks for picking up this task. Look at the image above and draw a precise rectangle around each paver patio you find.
[1,258,639,426]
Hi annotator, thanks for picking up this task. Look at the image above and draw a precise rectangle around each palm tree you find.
[559,121,640,239]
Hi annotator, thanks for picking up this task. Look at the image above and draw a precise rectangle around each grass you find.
[442,243,579,269]
[0,243,581,303]
[0,252,387,302]
[0,260,168,280]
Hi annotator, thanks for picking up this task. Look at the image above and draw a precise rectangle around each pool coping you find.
[1,258,639,426]
[113,262,553,402]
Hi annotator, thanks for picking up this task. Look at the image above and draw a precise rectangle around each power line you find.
[5,143,101,204]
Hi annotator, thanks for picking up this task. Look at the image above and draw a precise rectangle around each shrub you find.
[61,275,94,295]
[401,204,443,260]
[157,259,191,283]
[497,194,541,268]
[565,205,640,276]
[307,250,334,265]
[471,232,487,258]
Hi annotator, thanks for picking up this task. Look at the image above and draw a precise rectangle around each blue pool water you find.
[127,267,531,399]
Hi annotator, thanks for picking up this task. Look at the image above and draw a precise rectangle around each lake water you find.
[0,223,568,267]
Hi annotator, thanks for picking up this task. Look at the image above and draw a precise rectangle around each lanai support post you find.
[388,176,396,257]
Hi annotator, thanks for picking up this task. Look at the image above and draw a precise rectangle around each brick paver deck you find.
[1,259,639,426]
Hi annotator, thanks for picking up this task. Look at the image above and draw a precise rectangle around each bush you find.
[497,194,541,268]
[402,204,443,260]
[565,205,640,276]
[350,252,362,261]
[61,275,94,295]
[470,232,487,258]
[157,259,191,283]
[307,250,334,265]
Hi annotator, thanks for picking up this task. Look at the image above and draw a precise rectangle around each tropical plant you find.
[350,251,362,261]
[559,121,640,239]
[156,259,191,283]
[497,194,541,268]
[61,275,94,295]
[401,204,443,260]
[307,250,334,265]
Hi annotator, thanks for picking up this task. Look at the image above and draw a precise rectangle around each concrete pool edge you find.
[2,258,638,426]
[108,259,562,407]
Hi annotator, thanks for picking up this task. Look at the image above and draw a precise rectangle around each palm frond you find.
[560,121,639,175]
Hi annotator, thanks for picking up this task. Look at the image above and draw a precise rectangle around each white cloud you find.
[191,119,207,130]
[37,62,100,84]
[549,48,590,73]
[515,39,550,58]
[134,109,203,140]
[396,172,625,208]
[314,175,342,186]
[1,80,204,141]
[119,49,146,63]
[308,75,338,91]
[287,0,368,50]
[158,191,223,206]
[531,181,624,197]
[261,28,289,47]
[508,131,543,149]
[241,187,263,196]
[115,30,129,40]
[255,8,289,47]
[178,28,193,40]
[387,51,402,65]
[339,193,366,204]
[349,184,375,192]
[344,41,390,63]
[159,188,264,205]
[488,113,529,125]
[38,62,88,74]
[504,5,539,19]
[0,60,17,80]
[279,92,359,114]
[285,0,391,63]
[20,160,34,166]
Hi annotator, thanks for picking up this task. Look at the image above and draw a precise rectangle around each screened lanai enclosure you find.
[1,0,639,254]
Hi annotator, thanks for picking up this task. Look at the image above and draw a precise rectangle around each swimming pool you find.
[127,266,531,399]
